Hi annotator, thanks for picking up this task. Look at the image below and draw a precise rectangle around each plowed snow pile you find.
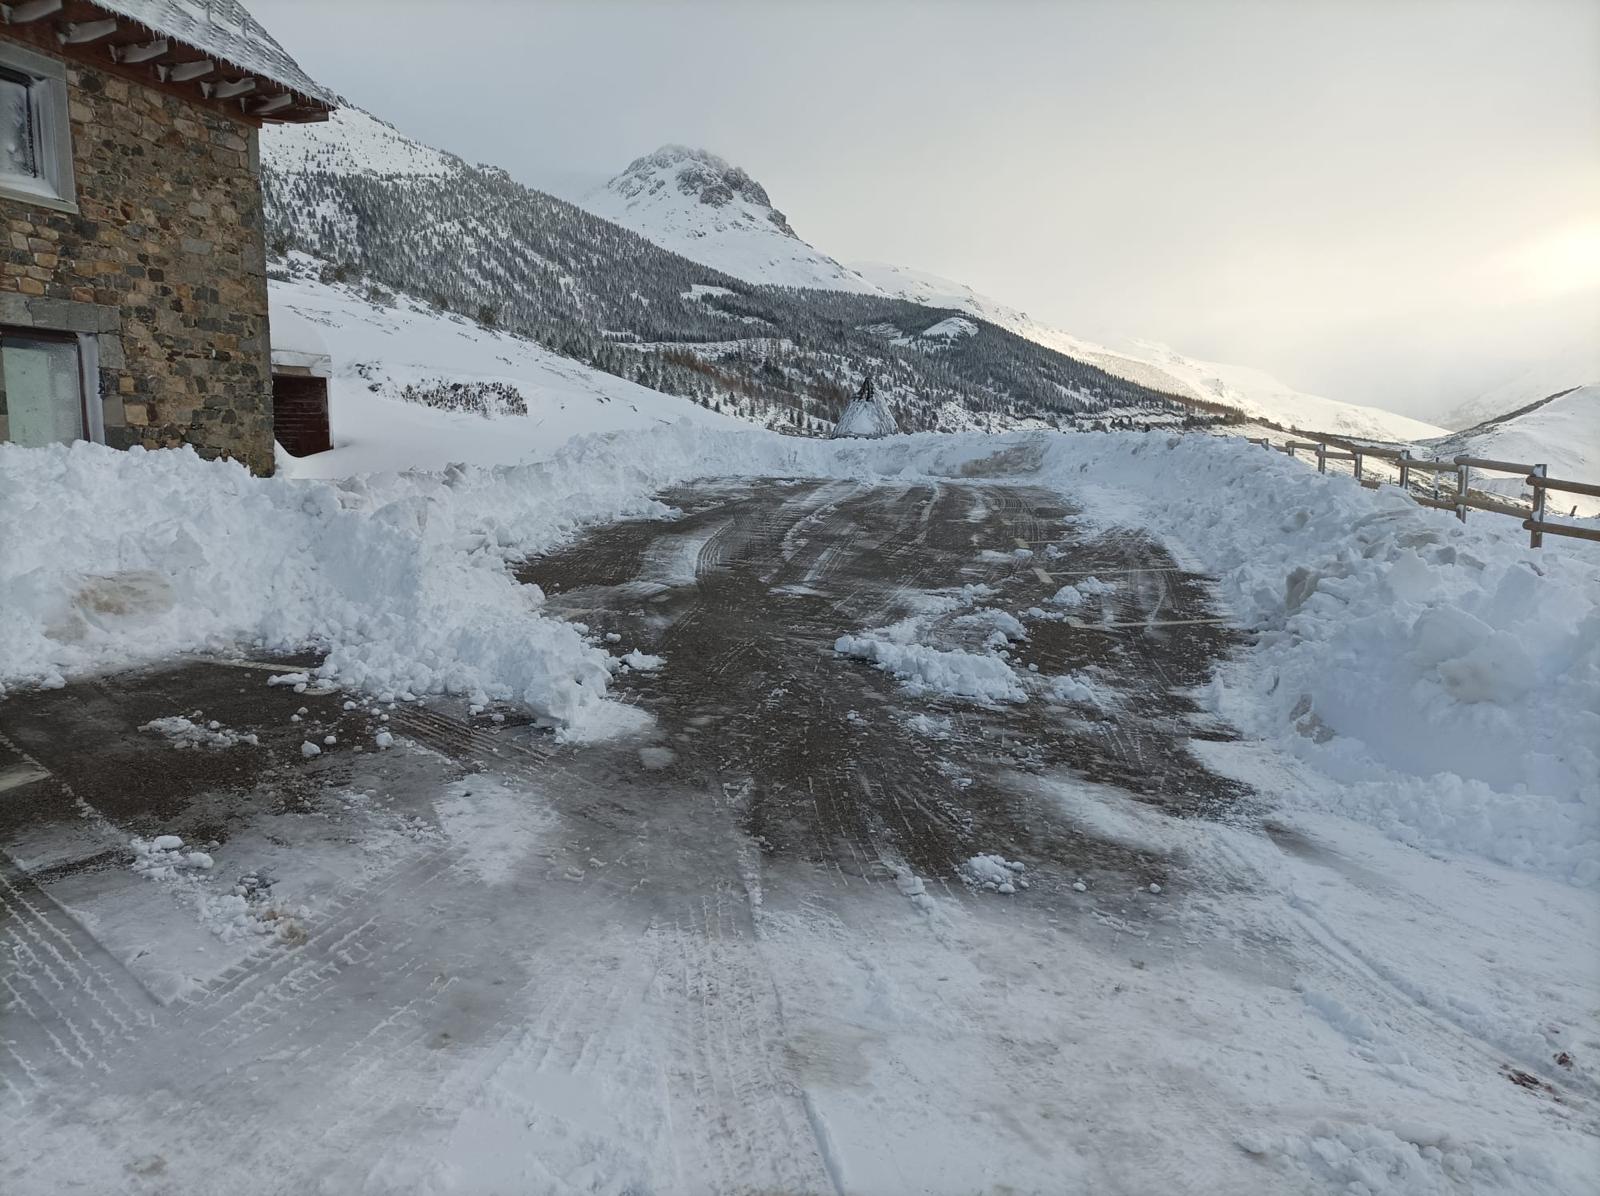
[2,427,1595,883]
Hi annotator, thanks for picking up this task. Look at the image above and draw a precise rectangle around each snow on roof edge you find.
[95,0,337,109]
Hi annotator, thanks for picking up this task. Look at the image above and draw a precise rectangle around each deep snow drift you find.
[3,427,1594,887]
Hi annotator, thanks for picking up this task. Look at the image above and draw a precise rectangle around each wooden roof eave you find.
[0,0,333,125]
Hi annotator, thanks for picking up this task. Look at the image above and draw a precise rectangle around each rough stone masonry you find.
[0,54,274,474]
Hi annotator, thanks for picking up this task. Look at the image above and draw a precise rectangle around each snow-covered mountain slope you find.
[852,262,1446,442]
[268,265,740,479]
[581,146,881,294]
[1123,342,1447,442]
[262,116,1194,435]
[1438,347,1600,432]
[261,106,463,180]
[1423,385,1600,517]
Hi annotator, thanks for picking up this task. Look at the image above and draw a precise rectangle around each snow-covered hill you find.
[1438,347,1600,432]
[262,106,463,180]
[1423,385,1600,517]
[852,262,1447,442]
[1120,342,1447,442]
[582,146,880,294]
[268,264,740,478]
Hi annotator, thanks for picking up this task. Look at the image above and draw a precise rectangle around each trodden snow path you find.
[1,478,1595,1195]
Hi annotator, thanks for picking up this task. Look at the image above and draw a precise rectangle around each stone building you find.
[0,0,333,474]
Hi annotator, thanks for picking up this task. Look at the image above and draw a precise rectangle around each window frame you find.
[0,40,76,214]
[0,324,98,447]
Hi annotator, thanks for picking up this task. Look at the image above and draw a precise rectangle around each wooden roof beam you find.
[250,92,293,116]
[2,0,63,24]
[161,58,214,83]
[204,77,255,100]
[58,17,118,44]
[110,36,169,64]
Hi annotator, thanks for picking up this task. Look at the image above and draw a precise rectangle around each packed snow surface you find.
[2,427,1595,885]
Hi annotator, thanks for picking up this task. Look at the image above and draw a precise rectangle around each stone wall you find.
[0,45,274,474]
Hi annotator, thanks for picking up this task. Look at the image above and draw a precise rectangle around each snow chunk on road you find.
[620,649,664,672]
[961,854,1028,894]
[953,607,1027,642]
[834,634,1026,703]
[140,715,259,749]
[130,836,212,879]
[1049,576,1115,607]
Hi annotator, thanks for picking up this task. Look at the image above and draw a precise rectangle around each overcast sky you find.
[253,0,1599,419]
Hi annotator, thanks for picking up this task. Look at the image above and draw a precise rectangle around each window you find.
[0,41,74,212]
[0,328,90,448]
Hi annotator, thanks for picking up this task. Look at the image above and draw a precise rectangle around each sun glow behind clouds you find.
[1489,223,1600,300]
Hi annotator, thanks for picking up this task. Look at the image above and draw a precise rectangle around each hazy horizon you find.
[252,0,1600,421]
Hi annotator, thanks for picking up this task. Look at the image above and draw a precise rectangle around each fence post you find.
[1455,462,1469,523]
[1353,449,1363,484]
[1316,443,1327,474]
[1529,463,1547,548]
[1398,449,1410,491]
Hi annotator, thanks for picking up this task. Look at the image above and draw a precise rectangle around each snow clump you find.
[961,854,1028,894]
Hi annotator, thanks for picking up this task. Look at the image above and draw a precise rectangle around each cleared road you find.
[1,477,1275,1195]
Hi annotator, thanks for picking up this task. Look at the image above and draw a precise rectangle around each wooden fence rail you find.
[1256,436,1596,548]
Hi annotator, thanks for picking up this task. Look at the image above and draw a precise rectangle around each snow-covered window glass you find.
[0,42,74,212]
[0,329,87,448]
[0,70,37,177]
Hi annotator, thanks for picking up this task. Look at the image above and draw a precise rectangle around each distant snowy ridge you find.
[1439,345,1600,431]
[852,262,1446,442]
[582,145,881,294]
[1422,385,1600,517]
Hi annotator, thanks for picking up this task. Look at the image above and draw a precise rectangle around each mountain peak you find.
[608,145,796,238]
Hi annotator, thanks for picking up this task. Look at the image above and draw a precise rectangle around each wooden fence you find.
[1243,436,1600,548]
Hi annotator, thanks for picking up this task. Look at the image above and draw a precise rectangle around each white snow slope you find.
[1424,384,1600,518]
[268,263,742,478]
[582,145,880,294]
[853,261,1447,442]
[1440,344,1600,432]
[262,105,463,181]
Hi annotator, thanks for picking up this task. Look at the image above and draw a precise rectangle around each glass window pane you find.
[1,334,83,447]
[0,73,36,178]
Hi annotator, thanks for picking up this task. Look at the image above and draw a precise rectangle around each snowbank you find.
[3,427,1595,882]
